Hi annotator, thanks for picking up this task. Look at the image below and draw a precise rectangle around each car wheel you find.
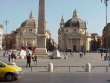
[5,73,15,81]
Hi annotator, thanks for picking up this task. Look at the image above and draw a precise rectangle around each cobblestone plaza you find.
[1,51,110,83]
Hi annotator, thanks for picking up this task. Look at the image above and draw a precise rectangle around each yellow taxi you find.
[0,58,23,81]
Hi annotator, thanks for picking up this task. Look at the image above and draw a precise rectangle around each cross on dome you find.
[29,11,34,19]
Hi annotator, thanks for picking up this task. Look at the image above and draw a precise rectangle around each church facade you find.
[4,12,56,51]
[58,9,91,52]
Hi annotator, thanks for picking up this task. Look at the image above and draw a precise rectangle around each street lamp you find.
[101,0,109,59]
[101,0,109,25]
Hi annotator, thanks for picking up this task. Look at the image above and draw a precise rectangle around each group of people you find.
[64,51,86,59]
[3,49,38,67]
[4,51,17,62]
[26,54,38,67]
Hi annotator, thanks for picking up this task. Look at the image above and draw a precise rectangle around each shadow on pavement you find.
[107,80,110,82]
[0,79,17,82]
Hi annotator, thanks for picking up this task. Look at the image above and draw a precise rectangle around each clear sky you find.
[0,0,110,43]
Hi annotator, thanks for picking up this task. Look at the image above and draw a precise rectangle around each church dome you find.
[21,19,37,27]
[64,9,85,27]
[21,11,37,27]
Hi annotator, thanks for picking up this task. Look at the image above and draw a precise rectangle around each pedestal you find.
[34,48,47,55]
[34,34,47,55]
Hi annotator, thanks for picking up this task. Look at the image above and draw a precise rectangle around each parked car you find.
[0,58,23,81]
[65,49,72,52]
[97,48,107,53]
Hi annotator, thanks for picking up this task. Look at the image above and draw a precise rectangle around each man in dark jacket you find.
[26,54,31,67]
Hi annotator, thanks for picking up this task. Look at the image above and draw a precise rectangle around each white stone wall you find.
[86,35,91,51]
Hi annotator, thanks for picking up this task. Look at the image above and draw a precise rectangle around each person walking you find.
[79,52,82,58]
[33,55,38,65]
[101,53,103,58]
[8,54,11,62]
[80,52,83,58]
[11,52,16,62]
[3,51,8,57]
[64,52,67,59]
[26,54,31,67]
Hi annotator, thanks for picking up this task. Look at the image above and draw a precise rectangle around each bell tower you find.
[60,15,65,28]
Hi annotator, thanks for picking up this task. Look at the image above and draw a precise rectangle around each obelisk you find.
[34,0,47,55]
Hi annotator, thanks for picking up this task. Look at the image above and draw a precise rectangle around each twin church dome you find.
[21,11,37,27]
[20,10,85,28]
[61,9,86,28]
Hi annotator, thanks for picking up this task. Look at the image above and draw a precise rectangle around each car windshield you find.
[0,58,12,65]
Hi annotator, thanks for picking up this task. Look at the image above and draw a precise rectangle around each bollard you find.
[85,63,91,72]
[48,63,53,72]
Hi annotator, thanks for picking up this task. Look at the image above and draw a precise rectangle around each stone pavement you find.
[0,50,110,72]
[1,51,110,83]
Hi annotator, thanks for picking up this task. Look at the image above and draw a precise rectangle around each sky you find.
[0,0,110,43]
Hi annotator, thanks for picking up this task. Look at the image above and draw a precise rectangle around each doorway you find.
[73,45,76,52]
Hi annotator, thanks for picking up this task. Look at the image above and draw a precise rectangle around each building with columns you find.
[58,9,91,52]
[3,11,56,51]
[0,25,3,50]
[16,11,38,49]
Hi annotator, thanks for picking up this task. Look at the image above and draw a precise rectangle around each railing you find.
[20,65,110,72]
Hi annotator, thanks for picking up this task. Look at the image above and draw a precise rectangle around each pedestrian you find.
[80,52,82,58]
[80,52,83,58]
[26,54,31,67]
[3,52,5,57]
[33,55,38,65]
[3,51,7,57]
[64,52,67,59]
[101,53,103,58]
[11,52,16,62]
[8,54,11,62]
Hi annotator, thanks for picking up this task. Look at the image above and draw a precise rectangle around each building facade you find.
[58,9,91,52]
[90,33,102,51]
[102,23,110,50]
[4,12,56,51]
[0,25,3,50]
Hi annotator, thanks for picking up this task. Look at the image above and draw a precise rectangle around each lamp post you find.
[101,0,109,59]
[101,0,109,25]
